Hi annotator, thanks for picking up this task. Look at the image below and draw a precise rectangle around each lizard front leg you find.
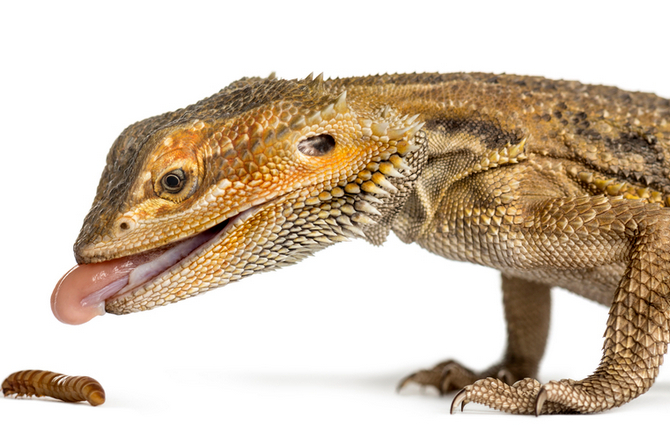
[398,275,551,394]
[452,196,670,414]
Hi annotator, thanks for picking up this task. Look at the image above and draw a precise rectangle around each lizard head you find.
[51,74,427,324]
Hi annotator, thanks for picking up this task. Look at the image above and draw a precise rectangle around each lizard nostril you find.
[116,217,136,233]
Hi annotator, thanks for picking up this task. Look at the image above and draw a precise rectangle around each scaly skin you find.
[75,73,670,414]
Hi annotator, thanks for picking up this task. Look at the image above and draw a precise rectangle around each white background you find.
[2,1,669,443]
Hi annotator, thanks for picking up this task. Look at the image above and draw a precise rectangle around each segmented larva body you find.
[2,370,105,406]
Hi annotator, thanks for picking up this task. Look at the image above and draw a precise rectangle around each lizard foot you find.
[397,360,517,395]
[451,377,618,415]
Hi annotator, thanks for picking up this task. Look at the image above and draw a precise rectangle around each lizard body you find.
[53,72,670,415]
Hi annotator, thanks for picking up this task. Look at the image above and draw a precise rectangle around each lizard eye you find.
[154,165,198,202]
[298,134,336,156]
[160,169,186,193]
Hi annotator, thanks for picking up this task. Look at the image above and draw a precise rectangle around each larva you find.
[2,370,105,406]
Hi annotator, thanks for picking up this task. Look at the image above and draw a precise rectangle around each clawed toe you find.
[447,377,543,415]
[400,359,631,415]
[396,373,419,393]
[450,388,468,414]
[397,360,601,415]
[448,377,614,415]
[397,360,465,395]
[534,387,547,416]
[398,360,526,397]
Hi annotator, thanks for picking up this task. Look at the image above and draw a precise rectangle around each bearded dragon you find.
[50,72,670,415]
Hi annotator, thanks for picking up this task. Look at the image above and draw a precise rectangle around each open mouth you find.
[51,211,247,325]
[86,218,230,308]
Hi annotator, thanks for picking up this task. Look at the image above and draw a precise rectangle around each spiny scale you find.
[568,166,668,206]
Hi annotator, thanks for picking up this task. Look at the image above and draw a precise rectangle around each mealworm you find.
[2,370,105,406]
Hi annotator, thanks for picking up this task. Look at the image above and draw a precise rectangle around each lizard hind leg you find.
[397,275,551,395]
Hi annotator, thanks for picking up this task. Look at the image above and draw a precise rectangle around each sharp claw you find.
[396,378,409,393]
[535,387,547,416]
[396,373,416,393]
[450,388,467,414]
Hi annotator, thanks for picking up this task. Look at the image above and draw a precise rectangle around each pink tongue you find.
[51,257,143,325]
